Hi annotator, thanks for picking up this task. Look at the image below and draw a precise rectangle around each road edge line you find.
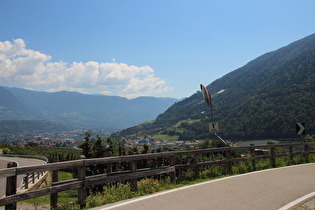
[278,191,315,210]
[94,163,315,210]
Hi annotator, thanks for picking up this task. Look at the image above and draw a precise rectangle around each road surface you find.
[0,156,45,197]
[93,163,315,210]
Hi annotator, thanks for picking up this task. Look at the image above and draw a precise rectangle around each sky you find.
[0,0,314,99]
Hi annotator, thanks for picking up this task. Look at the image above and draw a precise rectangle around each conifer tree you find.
[93,135,105,158]
[106,137,117,156]
[80,130,92,158]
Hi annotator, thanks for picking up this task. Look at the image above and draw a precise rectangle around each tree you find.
[130,145,138,154]
[199,139,210,149]
[106,137,117,156]
[305,134,315,142]
[26,142,38,147]
[142,143,149,154]
[211,139,226,148]
[118,141,126,156]
[2,148,10,154]
[93,135,105,158]
[80,130,92,158]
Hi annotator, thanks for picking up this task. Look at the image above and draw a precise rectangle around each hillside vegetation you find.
[113,33,315,140]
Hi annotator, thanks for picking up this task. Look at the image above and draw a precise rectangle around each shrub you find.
[138,178,161,195]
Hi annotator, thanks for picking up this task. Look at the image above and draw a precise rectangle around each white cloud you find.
[0,39,172,98]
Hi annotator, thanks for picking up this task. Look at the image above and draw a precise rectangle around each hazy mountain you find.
[0,87,178,131]
[114,33,315,140]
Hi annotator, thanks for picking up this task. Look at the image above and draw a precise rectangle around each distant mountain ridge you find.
[0,86,178,131]
[114,33,315,140]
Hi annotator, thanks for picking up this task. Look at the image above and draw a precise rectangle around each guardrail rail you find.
[0,142,314,209]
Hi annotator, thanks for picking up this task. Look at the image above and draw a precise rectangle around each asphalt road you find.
[93,163,315,210]
[0,156,45,197]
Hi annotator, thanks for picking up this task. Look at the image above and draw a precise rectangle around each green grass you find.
[174,119,201,127]
[153,134,179,141]
[85,178,183,208]
[18,154,315,209]
[85,154,315,209]
[18,171,79,209]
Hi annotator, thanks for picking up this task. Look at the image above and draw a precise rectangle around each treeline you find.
[0,142,80,163]
[81,131,162,159]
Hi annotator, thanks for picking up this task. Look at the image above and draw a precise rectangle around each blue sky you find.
[0,0,314,99]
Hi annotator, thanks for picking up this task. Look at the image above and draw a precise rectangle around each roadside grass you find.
[18,154,315,209]
[18,171,79,209]
[86,154,315,209]
[85,178,183,208]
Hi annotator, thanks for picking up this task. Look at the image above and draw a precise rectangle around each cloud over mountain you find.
[0,39,172,98]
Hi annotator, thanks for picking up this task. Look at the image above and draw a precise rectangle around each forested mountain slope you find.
[115,33,315,140]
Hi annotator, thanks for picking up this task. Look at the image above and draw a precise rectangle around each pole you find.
[214,133,229,146]
[201,84,229,146]
[6,162,17,210]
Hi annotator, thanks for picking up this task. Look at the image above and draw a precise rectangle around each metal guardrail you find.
[0,154,48,192]
[0,154,48,163]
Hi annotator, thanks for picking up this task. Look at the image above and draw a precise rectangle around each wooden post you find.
[169,155,176,184]
[50,156,59,209]
[107,151,113,173]
[32,172,35,184]
[78,155,87,208]
[130,160,137,191]
[194,154,199,178]
[289,145,294,163]
[24,173,29,189]
[226,148,232,174]
[304,144,310,163]
[5,162,17,210]
[250,144,256,171]
[156,157,162,180]
[270,146,276,168]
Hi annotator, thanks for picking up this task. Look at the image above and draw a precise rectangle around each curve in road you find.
[92,163,315,210]
[0,156,45,197]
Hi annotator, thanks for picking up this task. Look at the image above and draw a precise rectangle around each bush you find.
[2,148,10,154]
[137,178,161,195]
[86,178,169,208]
[232,161,253,174]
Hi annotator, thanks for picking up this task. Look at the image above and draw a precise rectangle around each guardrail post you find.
[5,162,17,210]
[169,155,176,184]
[107,151,113,173]
[194,154,200,177]
[270,146,276,168]
[156,157,162,180]
[250,144,256,171]
[226,148,232,174]
[24,173,29,189]
[50,156,59,209]
[289,145,294,163]
[78,155,87,208]
[32,172,35,184]
[304,144,310,163]
[130,160,137,191]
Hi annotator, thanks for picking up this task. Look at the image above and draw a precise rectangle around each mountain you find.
[113,33,315,140]
[0,87,44,119]
[0,87,178,131]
